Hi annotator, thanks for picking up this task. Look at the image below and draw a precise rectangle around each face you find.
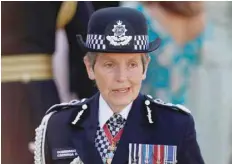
[84,53,149,112]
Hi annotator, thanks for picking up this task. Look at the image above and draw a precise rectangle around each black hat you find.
[77,7,161,53]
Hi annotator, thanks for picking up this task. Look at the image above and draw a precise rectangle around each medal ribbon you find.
[103,124,124,146]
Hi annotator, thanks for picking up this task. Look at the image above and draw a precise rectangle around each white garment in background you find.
[52,29,78,102]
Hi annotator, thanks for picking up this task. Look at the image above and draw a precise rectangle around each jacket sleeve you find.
[45,134,53,164]
[44,116,72,164]
[34,111,57,164]
[178,115,205,164]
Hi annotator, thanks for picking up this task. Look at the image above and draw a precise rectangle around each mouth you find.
[112,87,130,93]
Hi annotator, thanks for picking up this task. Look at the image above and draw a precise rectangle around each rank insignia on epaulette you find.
[144,99,154,124]
[71,104,88,125]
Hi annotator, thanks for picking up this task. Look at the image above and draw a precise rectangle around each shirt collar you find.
[98,94,133,128]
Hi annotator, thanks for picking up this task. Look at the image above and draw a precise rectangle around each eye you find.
[104,62,114,68]
[129,62,138,68]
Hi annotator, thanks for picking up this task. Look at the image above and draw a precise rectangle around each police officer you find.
[35,7,204,164]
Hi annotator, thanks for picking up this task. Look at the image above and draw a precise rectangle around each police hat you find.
[77,7,161,53]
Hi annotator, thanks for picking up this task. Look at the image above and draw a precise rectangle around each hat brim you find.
[76,35,161,53]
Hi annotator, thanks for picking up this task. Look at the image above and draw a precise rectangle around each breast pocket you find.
[128,143,177,164]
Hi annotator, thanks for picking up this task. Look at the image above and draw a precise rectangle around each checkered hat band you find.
[86,34,106,50]
[134,35,149,50]
[86,34,149,51]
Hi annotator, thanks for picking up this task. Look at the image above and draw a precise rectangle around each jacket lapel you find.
[112,94,157,164]
[69,93,157,164]
[70,93,103,164]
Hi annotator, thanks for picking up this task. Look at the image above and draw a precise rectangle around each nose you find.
[116,66,128,83]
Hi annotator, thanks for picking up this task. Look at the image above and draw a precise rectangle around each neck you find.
[108,104,127,114]
[100,94,131,114]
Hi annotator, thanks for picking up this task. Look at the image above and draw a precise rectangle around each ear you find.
[142,55,150,80]
[83,56,95,80]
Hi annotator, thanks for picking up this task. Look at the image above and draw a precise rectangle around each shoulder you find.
[34,97,94,163]
[38,98,91,142]
[143,94,194,126]
[144,94,191,114]
[46,98,88,115]
[142,94,195,136]
[45,98,90,127]
[45,92,100,130]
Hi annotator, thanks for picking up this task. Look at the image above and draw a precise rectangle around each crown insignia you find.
[112,20,127,37]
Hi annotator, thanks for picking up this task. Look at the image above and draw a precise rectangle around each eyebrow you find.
[100,54,142,61]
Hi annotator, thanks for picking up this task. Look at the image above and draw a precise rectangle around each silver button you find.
[145,100,150,106]
[82,104,87,110]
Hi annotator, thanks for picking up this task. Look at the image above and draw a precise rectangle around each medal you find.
[103,123,124,163]
[106,158,112,164]
[109,142,116,151]
[106,151,114,164]
[145,144,149,164]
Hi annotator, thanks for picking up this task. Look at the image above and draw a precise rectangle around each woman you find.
[34,7,204,164]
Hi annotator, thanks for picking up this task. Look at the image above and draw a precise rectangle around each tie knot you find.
[107,113,126,127]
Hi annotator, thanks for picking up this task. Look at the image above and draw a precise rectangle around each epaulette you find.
[45,98,87,115]
[145,95,191,115]
[34,98,87,164]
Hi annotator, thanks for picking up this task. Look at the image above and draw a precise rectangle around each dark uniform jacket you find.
[35,92,204,164]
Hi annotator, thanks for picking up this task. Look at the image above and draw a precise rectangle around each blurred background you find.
[1,1,232,164]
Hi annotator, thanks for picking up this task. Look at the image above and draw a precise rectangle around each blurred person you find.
[53,2,97,102]
[1,1,93,164]
[53,29,71,102]
[92,1,119,10]
[121,1,206,104]
[34,7,204,164]
[187,2,232,164]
